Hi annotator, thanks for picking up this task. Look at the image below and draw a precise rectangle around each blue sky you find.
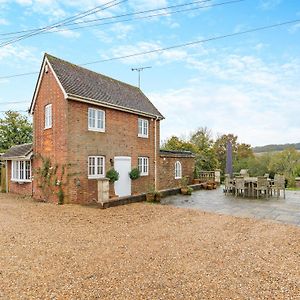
[0,0,299,146]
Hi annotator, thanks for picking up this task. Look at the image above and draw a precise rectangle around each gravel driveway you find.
[0,193,299,299]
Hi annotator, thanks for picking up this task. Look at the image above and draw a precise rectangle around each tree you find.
[161,136,197,153]
[190,127,218,171]
[0,111,33,152]
[213,134,238,173]
[269,148,300,187]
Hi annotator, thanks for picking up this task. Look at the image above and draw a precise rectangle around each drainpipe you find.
[5,160,8,193]
[154,117,158,190]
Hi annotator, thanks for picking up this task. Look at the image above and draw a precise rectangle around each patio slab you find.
[161,187,300,226]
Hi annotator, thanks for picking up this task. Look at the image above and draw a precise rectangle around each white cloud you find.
[54,29,80,39]
[102,40,189,64]
[128,0,167,11]
[0,17,8,25]
[259,0,282,10]
[289,23,300,34]
[0,44,39,63]
[149,52,300,146]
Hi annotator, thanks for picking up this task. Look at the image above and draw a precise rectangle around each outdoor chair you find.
[224,174,234,195]
[235,176,247,197]
[240,169,249,178]
[273,174,286,199]
[254,176,269,199]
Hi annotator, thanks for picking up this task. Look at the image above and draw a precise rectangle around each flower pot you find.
[146,193,155,202]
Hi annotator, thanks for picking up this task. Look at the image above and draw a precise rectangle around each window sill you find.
[175,177,182,180]
[11,180,32,184]
[138,134,148,139]
[44,127,52,130]
[140,173,149,176]
[88,176,105,180]
[88,128,105,133]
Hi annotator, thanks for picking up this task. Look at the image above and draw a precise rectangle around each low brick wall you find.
[95,184,203,209]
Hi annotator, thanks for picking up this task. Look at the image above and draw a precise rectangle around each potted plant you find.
[146,184,161,202]
[180,176,193,195]
[106,168,119,198]
[129,167,140,180]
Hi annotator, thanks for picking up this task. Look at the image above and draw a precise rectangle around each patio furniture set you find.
[224,171,285,199]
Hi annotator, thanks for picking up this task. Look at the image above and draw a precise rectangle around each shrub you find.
[106,168,119,183]
[129,167,140,180]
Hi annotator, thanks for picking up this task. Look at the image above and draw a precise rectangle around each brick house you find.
[2,54,195,203]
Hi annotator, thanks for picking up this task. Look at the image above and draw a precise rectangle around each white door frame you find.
[114,156,131,197]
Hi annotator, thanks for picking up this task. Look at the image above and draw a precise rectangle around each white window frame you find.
[44,104,52,129]
[88,156,105,179]
[175,161,182,179]
[11,160,32,182]
[88,108,105,132]
[138,157,149,176]
[138,118,149,138]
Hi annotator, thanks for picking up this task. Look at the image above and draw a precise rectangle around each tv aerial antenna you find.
[131,66,152,89]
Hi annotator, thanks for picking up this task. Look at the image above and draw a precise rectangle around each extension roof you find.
[1,143,33,160]
[160,149,195,157]
[30,53,164,119]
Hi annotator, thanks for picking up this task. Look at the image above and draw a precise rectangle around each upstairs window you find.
[138,157,149,176]
[45,104,52,129]
[88,108,105,132]
[88,156,105,179]
[11,160,31,182]
[175,161,182,179]
[138,118,149,138]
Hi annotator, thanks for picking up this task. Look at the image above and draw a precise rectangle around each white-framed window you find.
[138,118,149,138]
[11,160,32,182]
[175,161,182,179]
[138,157,149,176]
[88,108,105,132]
[45,104,52,129]
[88,156,105,179]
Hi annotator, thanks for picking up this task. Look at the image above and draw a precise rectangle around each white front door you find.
[114,156,131,197]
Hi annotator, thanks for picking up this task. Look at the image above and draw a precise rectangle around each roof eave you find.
[67,93,165,120]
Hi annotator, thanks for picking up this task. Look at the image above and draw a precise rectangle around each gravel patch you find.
[0,193,299,299]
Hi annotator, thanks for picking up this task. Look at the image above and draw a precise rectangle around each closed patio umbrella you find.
[225,141,233,177]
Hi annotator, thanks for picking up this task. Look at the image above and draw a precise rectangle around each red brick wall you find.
[6,161,33,196]
[32,63,160,203]
[32,64,68,202]
[66,100,160,203]
[158,155,195,190]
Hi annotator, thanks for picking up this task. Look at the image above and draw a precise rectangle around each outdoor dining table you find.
[231,177,274,198]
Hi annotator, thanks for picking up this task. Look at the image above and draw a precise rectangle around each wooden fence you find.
[0,166,6,192]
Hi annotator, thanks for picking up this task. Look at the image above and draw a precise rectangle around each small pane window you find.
[88,108,105,132]
[138,157,149,176]
[88,156,105,179]
[138,118,148,138]
[11,160,32,182]
[45,104,52,129]
[175,161,182,179]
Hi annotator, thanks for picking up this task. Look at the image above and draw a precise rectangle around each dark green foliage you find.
[129,167,140,180]
[0,111,33,152]
[106,168,119,183]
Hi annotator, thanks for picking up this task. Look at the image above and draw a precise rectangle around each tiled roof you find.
[160,149,195,157]
[1,143,33,159]
[45,54,164,119]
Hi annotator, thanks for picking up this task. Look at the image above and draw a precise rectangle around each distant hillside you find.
[253,143,300,153]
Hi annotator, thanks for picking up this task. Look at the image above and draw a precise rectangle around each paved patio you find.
[161,187,300,226]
